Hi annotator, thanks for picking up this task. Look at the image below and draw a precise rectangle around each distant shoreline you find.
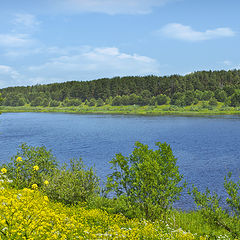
[1,105,240,116]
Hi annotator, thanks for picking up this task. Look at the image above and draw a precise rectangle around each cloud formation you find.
[0,34,34,48]
[13,14,40,29]
[160,23,235,41]
[28,46,160,84]
[0,65,23,88]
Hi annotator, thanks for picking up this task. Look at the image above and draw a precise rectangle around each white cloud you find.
[222,60,232,66]
[0,34,34,48]
[0,65,23,88]
[28,47,160,83]
[13,14,40,29]
[160,23,235,41]
[51,0,174,15]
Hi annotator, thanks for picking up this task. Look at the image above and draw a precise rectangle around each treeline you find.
[1,69,240,107]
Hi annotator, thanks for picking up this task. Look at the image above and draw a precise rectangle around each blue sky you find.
[0,0,239,88]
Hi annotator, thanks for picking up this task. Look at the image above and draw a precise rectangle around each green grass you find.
[1,103,240,116]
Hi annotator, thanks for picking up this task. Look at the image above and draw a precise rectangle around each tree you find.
[112,96,123,106]
[88,98,96,107]
[96,98,104,107]
[209,97,218,106]
[214,89,227,102]
[49,100,60,107]
[31,97,43,107]
[140,90,152,105]
[155,94,169,105]
[230,90,240,107]
[106,142,184,220]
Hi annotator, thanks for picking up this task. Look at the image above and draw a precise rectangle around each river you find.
[0,112,239,209]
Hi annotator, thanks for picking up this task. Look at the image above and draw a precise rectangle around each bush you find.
[1,143,58,189]
[106,142,184,220]
[190,172,240,239]
[44,158,99,205]
[1,144,100,206]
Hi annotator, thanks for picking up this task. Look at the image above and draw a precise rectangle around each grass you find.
[1,102,240,116]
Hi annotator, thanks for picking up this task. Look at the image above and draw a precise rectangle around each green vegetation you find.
[190,172,240,239]
[1,143,240,239]
[1,70,240,115]
[106,142,184,220]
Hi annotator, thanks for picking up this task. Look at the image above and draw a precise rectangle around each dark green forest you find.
[1,69,240,108]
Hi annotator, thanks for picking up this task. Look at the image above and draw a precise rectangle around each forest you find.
[1,69,240,108]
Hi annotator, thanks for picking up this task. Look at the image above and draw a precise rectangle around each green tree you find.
[96,98,104,107]
[209,97,218,106]
[106,142,184,220]
[184,90,198,105]
[41,98,49,107]
[171,92,185,106]
[139,90,152,105]
[88,98,96,107]
[112,96,123,106]
[155,94,169,105]
[31,97,43,107]
[230,90,240,107]
[49,100,60,107]
[214,89,227,102]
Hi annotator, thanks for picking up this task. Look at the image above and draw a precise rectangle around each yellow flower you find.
[44,196,49,201]
[16,157,22,162]
[1,168,7,174]
[32,184,38,189]
[44,180,49,185]
[33,165,39,171]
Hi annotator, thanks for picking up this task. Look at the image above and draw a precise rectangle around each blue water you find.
[0,112,240,209]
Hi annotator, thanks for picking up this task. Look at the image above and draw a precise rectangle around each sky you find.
[0,0,239,88]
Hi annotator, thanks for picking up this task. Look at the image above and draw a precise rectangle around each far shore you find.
[1,104,240,116]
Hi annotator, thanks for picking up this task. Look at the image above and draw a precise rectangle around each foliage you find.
[0,176,202,240]
[1,144,99,206]
[106,142,184,220]
[43,158,99,205]
[208,97,218,106]
[230,90,240,107]
[1,143,58,189]
[190,172,240,239]
[2,70,240,108]
[49,100,60,107]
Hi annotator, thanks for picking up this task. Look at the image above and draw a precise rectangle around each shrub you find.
[1,144,100,206]
[106,142,184,220]
[43,158,99,205]
[1,143,58,189]
[190,172,240,239]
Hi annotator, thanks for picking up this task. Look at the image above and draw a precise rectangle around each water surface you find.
[0,112,240,209]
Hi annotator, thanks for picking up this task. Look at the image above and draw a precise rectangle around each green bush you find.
[1,143,58,189]
[106,142,184,220]
[44,158,99,205]
[190,172,240,239]
[1,144,100,206]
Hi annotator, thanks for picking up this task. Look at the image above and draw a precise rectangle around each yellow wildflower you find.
[16,157,22,162]
[44,196,49,201]
[44,180,49,185]
[32,184,38,189]
[33,165,39,171]
[1,168,7,174]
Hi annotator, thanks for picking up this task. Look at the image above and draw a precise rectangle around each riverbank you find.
[1,103,240,116]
